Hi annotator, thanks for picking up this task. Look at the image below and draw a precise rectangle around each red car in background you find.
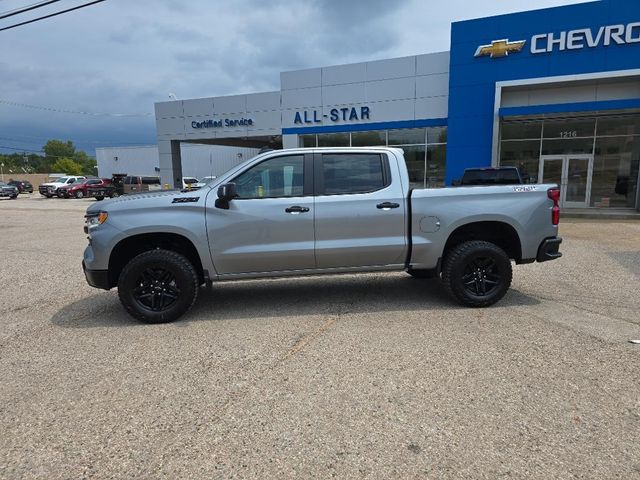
[58,178,111,199]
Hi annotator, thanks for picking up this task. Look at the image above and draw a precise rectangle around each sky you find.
[0,0,594,157]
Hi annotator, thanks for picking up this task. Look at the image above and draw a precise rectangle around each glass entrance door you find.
[539,155,593,208]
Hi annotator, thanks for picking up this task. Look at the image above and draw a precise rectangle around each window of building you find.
[427,144,447,188]
[543,118,596,139]
[388,128,426,145]
[592,136,640,208]
[427,126,448,144]
[351,130,386,146]
[501,121,542,140]
[403,145,427,188]
[299,134,317,147]
[317,132,349,147]
[233,155,304,198]
[321,153,386,195]
[499,140,541,183]
[295,126,447,189]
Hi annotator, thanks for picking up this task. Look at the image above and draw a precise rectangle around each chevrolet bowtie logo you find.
[474,39,526,58]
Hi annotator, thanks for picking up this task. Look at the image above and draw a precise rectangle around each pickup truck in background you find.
[452,167,527,186]
[82,147,562,323]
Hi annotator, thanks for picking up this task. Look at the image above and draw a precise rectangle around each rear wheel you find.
[118,249,199,323]
[441,240,512,307]
[112,191,120,198]
[94,195,104,201]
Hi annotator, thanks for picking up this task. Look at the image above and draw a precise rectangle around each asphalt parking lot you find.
[0,193,639,479]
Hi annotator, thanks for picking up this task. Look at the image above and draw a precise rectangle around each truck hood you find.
[86,188,211,214]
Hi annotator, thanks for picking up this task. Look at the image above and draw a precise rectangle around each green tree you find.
[41,139,96,174]
[73,150,97,175]
[43,139,75,159]
[51,157,83,175]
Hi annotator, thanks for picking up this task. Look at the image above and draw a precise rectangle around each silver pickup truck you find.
[82,147,562,323]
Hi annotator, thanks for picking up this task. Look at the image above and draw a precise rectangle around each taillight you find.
[548,188,560,225]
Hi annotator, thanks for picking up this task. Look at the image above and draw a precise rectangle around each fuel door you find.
[419,216,441,233]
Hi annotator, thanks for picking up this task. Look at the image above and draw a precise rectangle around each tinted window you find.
[234,155,304,199]
[142,177,160,185]
[322,154,386,195]
[461,169,521,185]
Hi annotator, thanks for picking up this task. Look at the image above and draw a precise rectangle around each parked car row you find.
[27,173,210,201]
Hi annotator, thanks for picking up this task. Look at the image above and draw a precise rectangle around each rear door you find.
[313,151,407,269]
[209,152,316,275]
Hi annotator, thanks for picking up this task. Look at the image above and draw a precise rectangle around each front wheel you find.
[75,190,84,199]
[118,249,199,323]
[94,195,104,201]
[441,240,512,308]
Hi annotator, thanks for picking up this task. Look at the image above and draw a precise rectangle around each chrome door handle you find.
[376,202,400,210]
[285,205,310,214]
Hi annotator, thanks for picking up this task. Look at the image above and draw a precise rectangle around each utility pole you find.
[1,162,4,182]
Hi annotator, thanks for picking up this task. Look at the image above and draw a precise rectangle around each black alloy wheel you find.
[441,240,512,307]
[461,257,501,297]
[133,267,181,312]
[118,249,199,323]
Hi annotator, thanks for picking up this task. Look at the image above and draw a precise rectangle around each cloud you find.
[0,0,593,156]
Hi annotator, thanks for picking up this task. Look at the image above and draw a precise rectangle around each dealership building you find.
[154,0,640,210]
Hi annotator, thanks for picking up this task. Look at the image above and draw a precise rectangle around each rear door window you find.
[319,153,389,195]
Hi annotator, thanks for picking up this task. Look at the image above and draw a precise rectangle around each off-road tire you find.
[118,249,199,323]
[441,240,512,307]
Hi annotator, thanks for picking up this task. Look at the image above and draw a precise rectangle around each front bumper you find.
[537,237,563,262]
[82,260,111,290]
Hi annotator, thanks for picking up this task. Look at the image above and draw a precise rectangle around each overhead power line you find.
[0,0,61,20]
[0,99,153,117]
[0,0,106,32]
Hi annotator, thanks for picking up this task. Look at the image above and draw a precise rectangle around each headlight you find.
[84,211,108,233]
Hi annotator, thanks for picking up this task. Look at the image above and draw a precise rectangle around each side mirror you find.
[215,182,237,209]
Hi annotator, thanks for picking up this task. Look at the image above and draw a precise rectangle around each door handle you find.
[376,202,400,210]
[285,205,310,214]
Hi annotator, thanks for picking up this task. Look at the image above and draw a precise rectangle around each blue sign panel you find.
[445,0,640,184]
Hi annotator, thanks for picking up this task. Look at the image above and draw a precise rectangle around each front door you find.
[208,153,316,275]
[539,155,593,208]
